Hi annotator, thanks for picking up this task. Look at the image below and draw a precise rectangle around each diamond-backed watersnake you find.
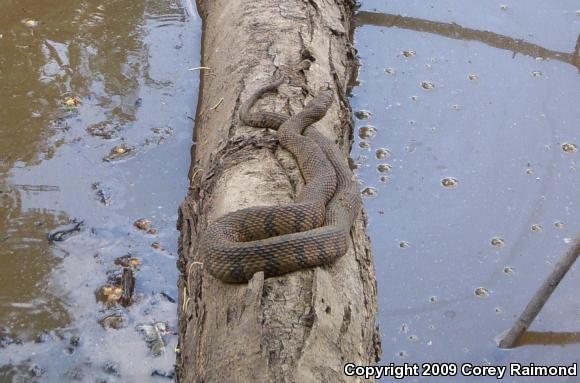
[200,78,362,283]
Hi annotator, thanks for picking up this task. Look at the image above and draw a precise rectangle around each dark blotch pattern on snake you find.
[200,78,362,283]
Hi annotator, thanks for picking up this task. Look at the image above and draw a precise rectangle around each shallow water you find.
[352,1,579,381]
[0,0,199,381]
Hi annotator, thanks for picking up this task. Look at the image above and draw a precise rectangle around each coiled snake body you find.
[200,79,362,283]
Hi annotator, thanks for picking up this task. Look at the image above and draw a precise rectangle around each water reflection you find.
[356,11,580,71]
[352,1,580,378]
[0,187,70,339]
[0,0,197,380]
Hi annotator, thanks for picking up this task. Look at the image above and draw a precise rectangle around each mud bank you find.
[176,0,380,381]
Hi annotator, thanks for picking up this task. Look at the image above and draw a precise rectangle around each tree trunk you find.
[176,0,381,381]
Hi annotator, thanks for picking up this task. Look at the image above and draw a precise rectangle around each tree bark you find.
[176,0,381,381]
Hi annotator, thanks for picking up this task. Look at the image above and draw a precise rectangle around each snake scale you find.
[200,78,362,283]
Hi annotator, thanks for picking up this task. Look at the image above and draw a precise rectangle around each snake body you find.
[200,79,362,283]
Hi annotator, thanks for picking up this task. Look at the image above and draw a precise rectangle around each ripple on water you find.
[490,237,505,247]
[441,177,458,189]
[361,187,378,198]
[358,141,371,150]
[562,143,577,153]
[421,81,435,90]
[377,163,392,173]
[474,287,490,298]
[375,148,391,160]
[399,241,411,249]
[354,110,372,120]
[358,125,377,140]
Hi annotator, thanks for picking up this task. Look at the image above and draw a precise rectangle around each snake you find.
[200,78,362,283]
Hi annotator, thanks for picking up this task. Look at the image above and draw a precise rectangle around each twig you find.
[210,98,223,111]
[188,66,211,71]
[498,234,580,349]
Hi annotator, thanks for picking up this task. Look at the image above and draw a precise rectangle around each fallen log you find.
[176,0,380,381]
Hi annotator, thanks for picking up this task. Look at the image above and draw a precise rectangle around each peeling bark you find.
[176,0,380,381]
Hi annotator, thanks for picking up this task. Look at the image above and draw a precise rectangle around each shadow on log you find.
[176,0,380,382]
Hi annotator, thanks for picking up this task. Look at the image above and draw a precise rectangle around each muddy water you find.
[352,1,579,381]
[0,0,199,381]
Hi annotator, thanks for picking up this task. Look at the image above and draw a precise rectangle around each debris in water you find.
[354,110,372,120]
[554,221,564,229]
[98,313,126,329]
[377,164,392,173]
[160,292,176,303]
[96,285,124,306]
[402,50,416,58]
[92,182,112,206]
[119,267,135,307]
[421,81,435,90]
[135,322,170,357]
[562,143,577,153]
[361,187,378,198]
[48,220,84,242]
[86,122,121,139]
[503,266,515,275]
[358,141,370,150]
[0,327,18,348]
[22,18,39,27]
[490,237,505,247]
[399,241,410,249]
[64,97,81,108]
[134,218,151,231]
[531,224,543,233]
[151,370,175,379]
[468,74,479,81]
[103,144,134,162]
[375,148,391,160]
[441,177,458,189]
[358,126,377,140]
[475,287,490,298]
[531,71,543,78]
[114,255,141,269]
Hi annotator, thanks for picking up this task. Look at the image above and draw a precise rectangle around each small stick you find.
[210,98,223,110]
[498,234,580,349]
[188,66,211,71]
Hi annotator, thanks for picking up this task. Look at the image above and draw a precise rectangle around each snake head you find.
[308,88,334,111]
